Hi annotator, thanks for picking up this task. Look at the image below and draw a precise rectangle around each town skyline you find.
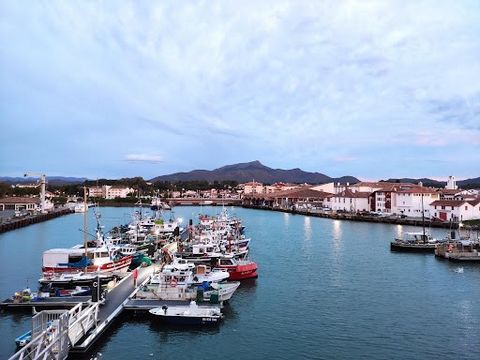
[1,159,479,185]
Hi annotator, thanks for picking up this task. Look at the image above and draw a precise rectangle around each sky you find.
[1,0,479,181]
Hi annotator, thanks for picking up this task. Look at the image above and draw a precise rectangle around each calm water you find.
[1,206,479,360]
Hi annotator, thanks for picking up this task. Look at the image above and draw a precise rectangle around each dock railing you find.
[9,302,100,360]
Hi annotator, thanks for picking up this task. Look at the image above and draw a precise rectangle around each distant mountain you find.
[150,160,360,185]
[458,177,480,188]
[382,178,445,187]
[382,177,480,189]
[0,176,87,185]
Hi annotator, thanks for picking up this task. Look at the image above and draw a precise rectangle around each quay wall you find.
[0,208,74,234]
[241,204,468,230]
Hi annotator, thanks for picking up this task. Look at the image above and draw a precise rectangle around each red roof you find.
[334,189,371,198]
[244,182,263,186]
[430,200,465,207]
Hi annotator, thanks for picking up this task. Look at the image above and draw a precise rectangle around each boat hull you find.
[156,314,221,326]
[390,242,436,253]
[215,263,258,280]
[42,255,133,275]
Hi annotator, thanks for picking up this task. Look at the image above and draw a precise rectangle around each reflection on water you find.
[395,224,403,239]
[303,216,311,242]
[283,212,290,229]
[332,220,342,253]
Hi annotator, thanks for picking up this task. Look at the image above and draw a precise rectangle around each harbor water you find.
[1,206,479,359]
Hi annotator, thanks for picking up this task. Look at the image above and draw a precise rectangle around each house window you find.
[441,206,445,210]
[465,206,468,210]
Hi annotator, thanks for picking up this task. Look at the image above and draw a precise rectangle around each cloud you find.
[1,1,479,178]
[124,154,163,163]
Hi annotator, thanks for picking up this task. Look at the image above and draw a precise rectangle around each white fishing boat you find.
[149,301,222,325]
[137,267,239,302]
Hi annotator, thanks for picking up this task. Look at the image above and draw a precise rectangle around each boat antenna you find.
[83,186,88,271]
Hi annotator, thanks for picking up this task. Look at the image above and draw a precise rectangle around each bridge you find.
[166,198,242,206]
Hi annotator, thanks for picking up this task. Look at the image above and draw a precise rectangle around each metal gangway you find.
[8,302,100,360]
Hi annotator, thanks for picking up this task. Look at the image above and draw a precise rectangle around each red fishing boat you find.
[214,256,258,280]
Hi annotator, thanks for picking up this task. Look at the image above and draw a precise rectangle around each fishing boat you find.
[390,193,444,252]
[149,301,222,325]
[39,271,116,286]
[213,255,258,280]
[42,246,133,275]
[390,232,440,252]
[137,267,240,302]
[435,240,480,262]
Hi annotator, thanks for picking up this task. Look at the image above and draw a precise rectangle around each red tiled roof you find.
[430,200,466,207]
[437,189,460,195]
[395,186,438,194]
[467,199,480,207]
[244,182,263,186]
[334,189,371,198]
[244,188,332,200]
[269,188,332,199]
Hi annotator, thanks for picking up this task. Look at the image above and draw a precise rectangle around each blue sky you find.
[1,1,479,181]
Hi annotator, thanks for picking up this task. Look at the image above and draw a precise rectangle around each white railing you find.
[9,302,99,360]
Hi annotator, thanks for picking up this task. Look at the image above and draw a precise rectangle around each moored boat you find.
[149,301,222,325]
[15,330,32,347]
[213,256,258,280]
[435,240,480,262]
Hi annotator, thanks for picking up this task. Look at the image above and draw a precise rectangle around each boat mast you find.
[421,192,426,243]
[83,186,88,271]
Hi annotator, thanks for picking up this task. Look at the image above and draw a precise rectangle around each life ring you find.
[170,277,178,287]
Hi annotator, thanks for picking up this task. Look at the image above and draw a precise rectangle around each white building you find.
[243,181,264,195]
[0,197,40,211]
[393,187,440,218]
[88,185,134,199]
[445,176,458,190]
[430,199,480,222]
[325,189,370,212]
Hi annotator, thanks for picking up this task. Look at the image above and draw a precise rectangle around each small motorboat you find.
[149,301,222,325]
[15,330,32,347]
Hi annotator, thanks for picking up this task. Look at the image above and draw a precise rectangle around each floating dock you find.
[69,264,159,353]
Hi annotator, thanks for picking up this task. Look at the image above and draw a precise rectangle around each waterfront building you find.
[429,199,480,222]
[243,187,331,208]
[243,181,264,195]
[325,189,370,213]
[311,182,335,194]
[392,186,439,217]
[0,196,40,211]
[88,185,134,199]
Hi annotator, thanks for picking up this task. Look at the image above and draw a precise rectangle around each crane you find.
[24,172,47,212]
